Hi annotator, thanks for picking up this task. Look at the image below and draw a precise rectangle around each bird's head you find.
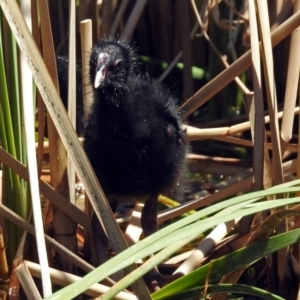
[90,39,136,90]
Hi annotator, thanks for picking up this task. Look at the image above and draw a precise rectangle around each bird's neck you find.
[91,86,137,137]
[97,85,127,109]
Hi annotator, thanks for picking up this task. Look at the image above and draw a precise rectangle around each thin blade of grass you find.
[248,0,265,192]
[25,260,137,300]
[161,284,285,300]
[280,1,300,153]
[255,0,283,185]
[67,0,76,205]
[20,0,51,295]
[80,19,93,120]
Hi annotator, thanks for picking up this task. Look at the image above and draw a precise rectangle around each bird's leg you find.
[141,194,158,236]
[141,194,163,291]
[91,213,109,264]
[141,195,183,291]
[92,197,118,265]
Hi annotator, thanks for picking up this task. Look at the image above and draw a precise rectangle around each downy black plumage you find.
[84,38,187,199]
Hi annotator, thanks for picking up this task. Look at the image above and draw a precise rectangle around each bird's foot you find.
[144,269,183,292]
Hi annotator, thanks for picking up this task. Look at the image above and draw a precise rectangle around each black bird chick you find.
[84,39,187,279]
[85,37,187,236]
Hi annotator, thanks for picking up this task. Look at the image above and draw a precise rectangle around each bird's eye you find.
[114,59,122,69]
